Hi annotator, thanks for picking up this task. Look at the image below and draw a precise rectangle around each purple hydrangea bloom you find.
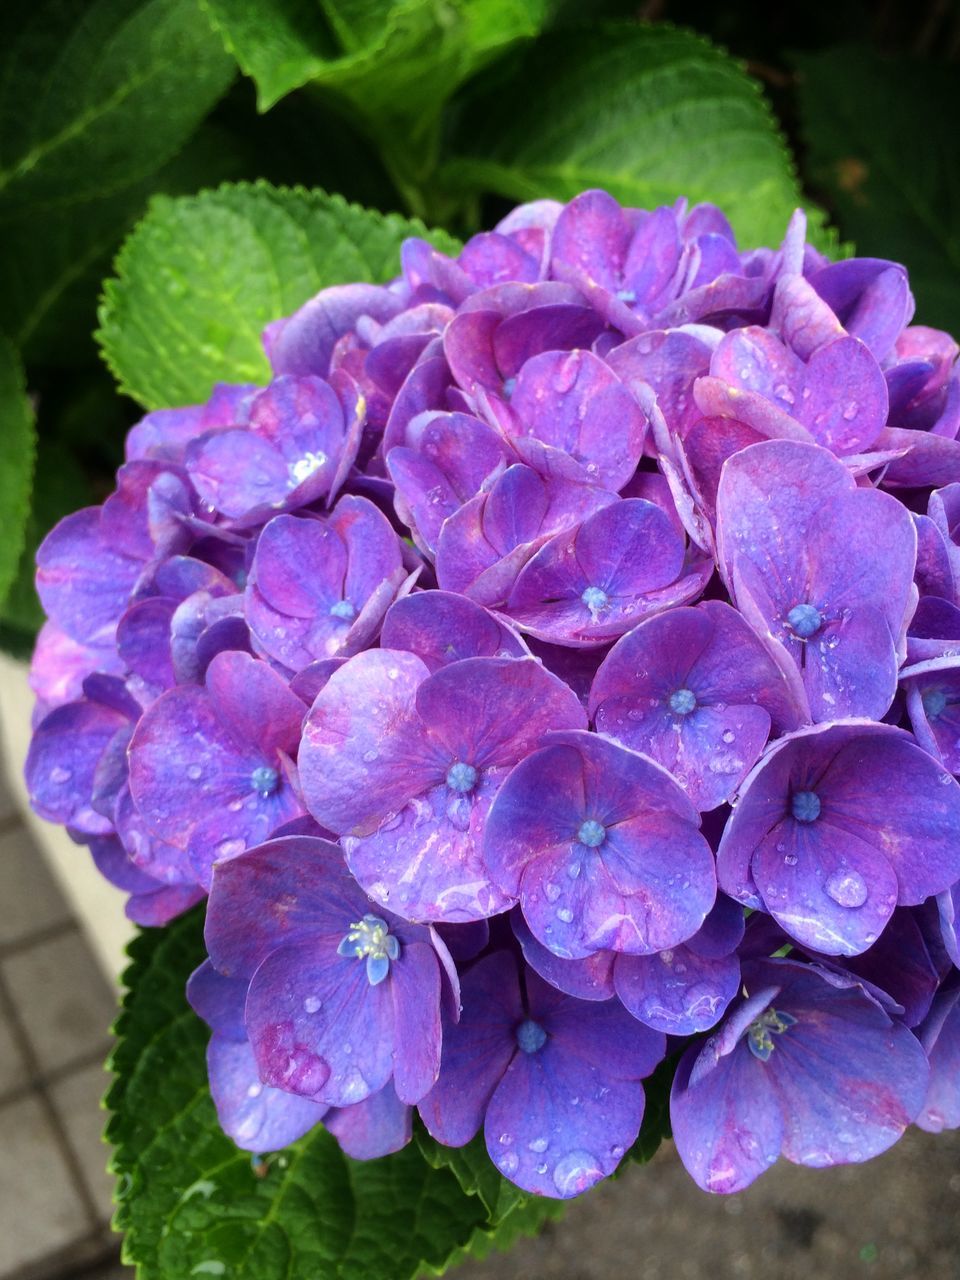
[482,729,716,957]
[716,721,960,955]
[716,440,917,721]
[244,497,406,670]
[187,959,413,1157]
[185,374,363,523]
[419,950,664,1198]
[670,958,928,1193]
[299,652,585,921]
[25,188,960,1202]
[128,650,306,887]
[204,835,451,1107]
[590,600,800,810]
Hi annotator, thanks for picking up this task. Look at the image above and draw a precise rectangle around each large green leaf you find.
[795,45,960,333]
[97,182,460,410]
[200,0,557,203]
[0,0,235,352]
[442,23,832,251]
[0,338,37,611]
[202,0,554,111]
[107,910,560,1278]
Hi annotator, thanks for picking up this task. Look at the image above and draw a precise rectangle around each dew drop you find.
[544,882,561,903]
[499,1151,519,1175]
[49,766,72,784]
[303,995,322,1014]
[825,869,868,909]
[186,764,203,781]
[552,1150,602,1196]
[556,907,574,923]
[528,1136,549,1153]
[721,730,735,744]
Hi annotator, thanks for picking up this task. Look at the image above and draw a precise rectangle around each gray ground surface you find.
[460,1129,960,1280]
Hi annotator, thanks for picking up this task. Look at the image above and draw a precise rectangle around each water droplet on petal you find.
[187,764,203,781]
[552,1150,603,1196]
[544,882,561,903]
[528,1136,549,1153]
[825,869,868,909]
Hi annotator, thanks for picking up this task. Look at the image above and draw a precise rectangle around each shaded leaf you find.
[442,24,833,250]
[0,0,235,351]
[0,338,36,611]
[795,45,960,331]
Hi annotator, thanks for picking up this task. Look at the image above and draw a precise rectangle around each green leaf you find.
[200,0,556,198]
[0,338,36,611]
[795,45,960,332]
[202,0,553,111]
[0,0,235,351]
[108,910,558,1278]
[442,23,832,251]
[97,182,460,410]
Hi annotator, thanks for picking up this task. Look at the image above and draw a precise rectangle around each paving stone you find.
[0,1094,89,1275]
[0,1011,29,1098]
[50,1061,115,1225]
[0,825,70,948]
[3,931,115,1075]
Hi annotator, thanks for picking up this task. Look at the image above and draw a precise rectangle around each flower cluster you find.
[26,189,960,1198]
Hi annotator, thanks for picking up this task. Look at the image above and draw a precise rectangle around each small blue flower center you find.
[446,761,477,794]
[791,790,821,823]
[577,818,607,848]
[786,603,823,638]
[922,688,949,719]
[250,765,279,795]
[516,1018,548,1054]
[330,599,356,620]
[581,586,609,617]
[747,1007,797,1061]
[337,914,400,986]
[669,687,697,716]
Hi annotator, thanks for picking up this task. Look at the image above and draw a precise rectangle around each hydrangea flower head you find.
[24,189,960,1202]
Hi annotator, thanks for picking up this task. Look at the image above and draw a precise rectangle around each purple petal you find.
[614,943,740,1035]
[36,508,142,645]
[325,1083,412,1158]
[245,940,393,1105]
[380,591,527,670]
[418,951,523,1147]
[670,1032,783,1193]
[299,649,439,835]
[507,349,646,490]
[207,1033,328,1151]
[512,910,616,1001]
